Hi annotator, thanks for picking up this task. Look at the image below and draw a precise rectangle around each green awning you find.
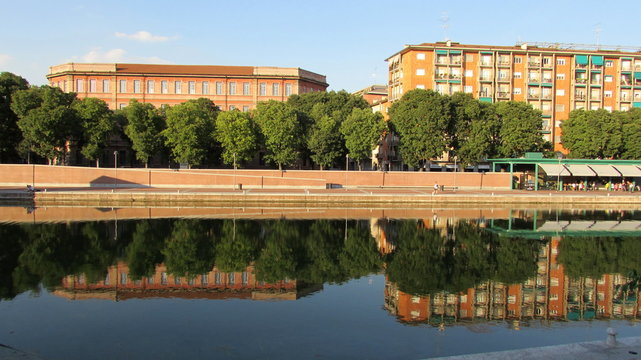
[449,50,461,55]
[575,55,589,65]
[591,56,604,66]
[634,102,641,108]
[634,72,641,79]
[479,97,493,103]
[480,51,493,54]
[436,50,448,55]
[541,83,553,87]
[448,80,461,84]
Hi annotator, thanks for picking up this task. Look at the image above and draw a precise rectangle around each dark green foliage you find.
[123,99,166,167]
[125,220,170,280]
[73,97,116,166]
[162,220,217,278]
[254,100,303,170]
[307,115,343,170]
[215,110,258,168]
[561,109,622,159]
[495,101,545,157]
[340,108,386,170]
[0,72,29,162]
[214,220,262,272]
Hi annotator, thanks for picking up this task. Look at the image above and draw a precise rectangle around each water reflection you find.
[1,209,641,328]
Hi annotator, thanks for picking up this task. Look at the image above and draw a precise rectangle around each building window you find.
[215,272,221,285]
[133,80,141,94]
[416,69,425,76]
[555,104,565,112]
[228,273,235,285]
[175,277,181,285]
[604,90,613,98]
[174,81,182,94]
[102,79,110,93]
[514,56,522,64]
[201,274,208,286]
[514,72,522,79]
[464,85,472,93]
[416,53,425,60]
[229,82,237,95]
[556,89,565,96]
[202,81,209,94]
[272,83,280,96]
[161,272,168,285]
[119,80,126,93]
[605,75,613,82]
[88,79,96,92]
[285,83,292,96]
[161,80,168,94]
[557,58,566,65]
[243,105,249,112]
[416,84,425,89]
[259,83,266,96]
[229,105,236,110]
[242,272,249,285]
[243,82,250,95]
[605,60,614,67]
[216,81,223,95]
[556,73,566,80]
[188,81,196,94]
[76,79,84,92]
[147,80,154,94]
[513,88,522,95]
[465,54,474,62]
[119,103,126,109]
[465,70,473,77]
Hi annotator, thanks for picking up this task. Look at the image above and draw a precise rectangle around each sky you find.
[2,0,641,92]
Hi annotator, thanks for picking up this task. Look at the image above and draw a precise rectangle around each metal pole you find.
[233,153,237,190]
[114,151,118,189]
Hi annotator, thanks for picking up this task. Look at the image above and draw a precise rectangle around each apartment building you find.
[47,63,329,111]
[386,41,641,152]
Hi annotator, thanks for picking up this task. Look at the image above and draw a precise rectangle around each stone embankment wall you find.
[0,164,511,190]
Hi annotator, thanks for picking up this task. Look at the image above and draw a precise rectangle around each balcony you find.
[575,94,586,100]
[542,78,553,83]
[478,91,491,97]
[496,91,510,98]
[576,78,587,84]
[541,94,553,100]
[528,93,541,100]
[479,76,493,82]
[498,60,511,67]
[528,61,541,68]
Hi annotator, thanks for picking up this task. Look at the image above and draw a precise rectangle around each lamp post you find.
[113,151,118,189]
[557,155,562,191]
[233,153,237,190]
[453,156,458,192]
[346,154,349,171]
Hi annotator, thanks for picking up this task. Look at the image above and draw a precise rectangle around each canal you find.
[0,206,640,359]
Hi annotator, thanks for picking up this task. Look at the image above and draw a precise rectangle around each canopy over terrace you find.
[488,154,641,190]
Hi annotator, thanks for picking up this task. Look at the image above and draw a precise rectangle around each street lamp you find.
[113,151,118,189]
[557,154,563,191]
[346,154,349,171]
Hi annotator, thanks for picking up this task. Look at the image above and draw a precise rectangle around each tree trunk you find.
[96,158,100,167]
[278,163,282,171]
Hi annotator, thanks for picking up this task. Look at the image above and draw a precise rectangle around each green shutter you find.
[591,56,604,66]
[436,50,448,55]
[575,55,588,65]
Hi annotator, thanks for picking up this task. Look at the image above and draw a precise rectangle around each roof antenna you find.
[440,12,450,41]
[594,23,602,50]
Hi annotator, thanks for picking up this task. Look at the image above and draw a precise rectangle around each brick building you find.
[47,63,329,111]
[386,41,641,152]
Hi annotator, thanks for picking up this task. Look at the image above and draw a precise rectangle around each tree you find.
[561,109,622,159]
[73,97,116,167]
[0,72,29,162]
[215,110,258,168]
[389,89,452,168]
[307,114,343,170]
[123,100,165,167]
[450,93,499,166]
[495,101,545,157]
[254,100,303,170]
[340,108,386,170]
[620,108,641,159]
[11,86,78,165]
[163,98,218,168]
[162,220,216,278]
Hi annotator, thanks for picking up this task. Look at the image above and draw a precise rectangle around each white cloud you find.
[81,48,126,62]
[114,31,176,43]
[0,54,11,66]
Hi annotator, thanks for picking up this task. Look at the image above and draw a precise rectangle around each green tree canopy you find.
[123,100,166,167]
[307,114,343,170]
[215,110,258,168]
[495,101,545,157]
[73,97,116,167]
[162,220,216,278]
[340,108,386,170]
[620,108,641,159]
[389,89,453,168]
[561,109,623,159]
[11,86,78,164]
[450,93,499,166]
[163,98,218,168]
[254,100,303,170]
[0,72,29,162]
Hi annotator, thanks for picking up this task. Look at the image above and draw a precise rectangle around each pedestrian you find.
[433,182,439,195]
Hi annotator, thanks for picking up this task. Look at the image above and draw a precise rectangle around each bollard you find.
[606,327,617,346]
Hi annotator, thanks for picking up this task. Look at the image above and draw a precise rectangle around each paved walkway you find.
[431,335,641,360]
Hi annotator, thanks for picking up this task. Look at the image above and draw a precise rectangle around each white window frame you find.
[416,68,425,76]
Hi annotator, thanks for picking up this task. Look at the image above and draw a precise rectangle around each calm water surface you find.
[1,207,640,359]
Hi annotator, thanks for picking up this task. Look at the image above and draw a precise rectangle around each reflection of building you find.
[47,63,328,111]
[384,238,640,327]
[55,262,322,301]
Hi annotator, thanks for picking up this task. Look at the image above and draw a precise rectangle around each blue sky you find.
[2,0,641,92]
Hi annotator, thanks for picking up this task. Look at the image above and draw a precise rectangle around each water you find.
[1,207,641,359]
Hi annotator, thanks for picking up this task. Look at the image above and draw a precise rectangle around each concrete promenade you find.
[2,185,641,207]
[431,335,641,360]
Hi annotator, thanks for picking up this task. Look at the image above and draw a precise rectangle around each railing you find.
[528,62,541,67]
[528,93,541,99]
[496,91,510,98]
[479,76,493,81]
[576,78,587,84]
[480,62,493,66]
[575,94,586,100]
[541,94,553,100]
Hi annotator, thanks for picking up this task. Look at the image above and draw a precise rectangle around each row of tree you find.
[561,108,641,159]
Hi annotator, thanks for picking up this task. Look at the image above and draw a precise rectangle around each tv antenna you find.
[594,23,602,50]
[440,12,450,41]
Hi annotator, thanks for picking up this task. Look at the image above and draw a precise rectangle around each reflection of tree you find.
[215,220,262,273]
[0,225,26,300]
[254,221,301,283]
[163,220,217,278]
[385,221,540,296]
[298,220,345,283]
[126,220,171,280]
[15,222,115,291]
[339,221,383,279]
[558,236,641,279]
